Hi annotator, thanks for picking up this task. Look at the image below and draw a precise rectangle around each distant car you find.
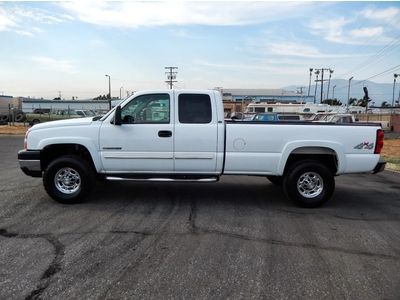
[251,113,279,121]
[26,109,83,126]
[250,113,301,122]
[75,110,96,117]
[312,113,356,124]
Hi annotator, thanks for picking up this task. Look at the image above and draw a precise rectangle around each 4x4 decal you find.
[354,142,374,150]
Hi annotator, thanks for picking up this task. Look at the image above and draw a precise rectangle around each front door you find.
[99,92,174,173]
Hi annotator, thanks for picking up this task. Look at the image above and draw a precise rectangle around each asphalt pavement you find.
[0,136,399,299]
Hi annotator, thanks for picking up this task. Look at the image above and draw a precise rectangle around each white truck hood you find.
[29,117,95,131]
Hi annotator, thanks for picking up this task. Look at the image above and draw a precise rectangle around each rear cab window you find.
[178,94,212,124]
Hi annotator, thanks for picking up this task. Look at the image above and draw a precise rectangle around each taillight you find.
[24,131,29,150]
[374,129,384,154]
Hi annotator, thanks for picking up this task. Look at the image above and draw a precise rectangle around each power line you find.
[334,33,400,79]
[334,64,400,92]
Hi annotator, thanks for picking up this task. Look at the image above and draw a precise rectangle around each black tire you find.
[283,160,335,208]
[43,155,94,204]
[15,112,26,122]
[0,114,8,122]
[266,175,283,186]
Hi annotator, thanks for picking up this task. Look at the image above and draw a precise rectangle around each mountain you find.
[284,80,397,106]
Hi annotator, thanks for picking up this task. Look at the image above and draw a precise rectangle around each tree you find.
[381,101,391,107]
[322,99,342,106]
[348,98,358,106]
[356,98,371,107]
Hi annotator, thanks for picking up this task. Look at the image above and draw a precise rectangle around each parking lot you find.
[1,135,399,299]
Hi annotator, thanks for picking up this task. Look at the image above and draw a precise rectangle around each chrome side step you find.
[105,176,219,183]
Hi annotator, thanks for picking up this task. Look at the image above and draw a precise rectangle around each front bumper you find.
[372,159,386,174]
[18,150,42,177]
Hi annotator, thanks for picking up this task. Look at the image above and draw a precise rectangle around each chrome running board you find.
[105,176,219,183]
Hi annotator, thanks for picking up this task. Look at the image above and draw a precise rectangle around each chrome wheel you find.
[297,172,323,198]
[54,167,81,194]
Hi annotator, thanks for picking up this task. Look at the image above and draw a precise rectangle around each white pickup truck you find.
[18,89,386,207]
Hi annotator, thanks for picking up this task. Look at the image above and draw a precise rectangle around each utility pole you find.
[297,86,305,103]
[313,70,320,104]
[314,68,332,103]
[165,67,178,89]
[332,85,336,99]
[326,69,334,99]
[393,74,398,108]
[307,68,313,96]
[347,76,354,107]
[105,74,111,109]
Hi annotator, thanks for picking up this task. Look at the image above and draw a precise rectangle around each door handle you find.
[158,130,172,138]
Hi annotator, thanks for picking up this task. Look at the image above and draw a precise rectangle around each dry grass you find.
[0,125,28,135]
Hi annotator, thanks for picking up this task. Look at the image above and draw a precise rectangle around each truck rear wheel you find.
[283,160,334,208]
[43,155,94,204]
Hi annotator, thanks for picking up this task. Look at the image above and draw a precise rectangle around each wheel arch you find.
[278,141,345,175]
[40,142,101,173]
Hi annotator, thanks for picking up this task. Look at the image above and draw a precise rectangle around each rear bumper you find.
[18,150,42,177]
[372,159,386,174]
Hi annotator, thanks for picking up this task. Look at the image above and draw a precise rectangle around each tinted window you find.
[178,94,211,124]
[121,93,170,124]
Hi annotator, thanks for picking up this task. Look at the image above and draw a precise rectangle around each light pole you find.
[307,68,313,96]
[332,85,336,99]
[393,74,399,109]
[105,74,111,109]
[120,86,123,99]
[326,69,334,100]
[347,76,353,107]
[313,70,320,104]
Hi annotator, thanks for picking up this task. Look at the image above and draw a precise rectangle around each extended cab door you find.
[99,92,174,173]
[173,92,220,173]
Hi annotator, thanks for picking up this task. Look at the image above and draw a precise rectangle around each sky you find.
[0,1,399,99]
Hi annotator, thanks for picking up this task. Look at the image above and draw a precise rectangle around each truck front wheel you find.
[43,155,94,204]
[283,160,335,208]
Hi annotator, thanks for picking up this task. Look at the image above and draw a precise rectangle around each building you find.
[21,98,111,113]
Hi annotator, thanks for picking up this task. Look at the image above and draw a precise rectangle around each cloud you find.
[0,4,72,37]
[269,42,321,57]
[362,7,400,23]
[350,27,384,38]
[60,1,307,28]
[309,17,354,44]
[195,59,306,76]
[31,56,78,74]
[0,7,16,31]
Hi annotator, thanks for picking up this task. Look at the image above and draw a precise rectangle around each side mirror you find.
[114,106,122,125]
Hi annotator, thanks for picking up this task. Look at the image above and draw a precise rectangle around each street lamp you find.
[393,74,399,109]
[314,70,320,104]
[105,74,111,109]
[332,85,336,99]
[347,76,353,107]
[326,69,334,100]
[307,68,313,97]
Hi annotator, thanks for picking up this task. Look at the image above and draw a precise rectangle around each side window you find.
[178,94,212,124]
[255,107,265,113]
[121,93,170,124]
